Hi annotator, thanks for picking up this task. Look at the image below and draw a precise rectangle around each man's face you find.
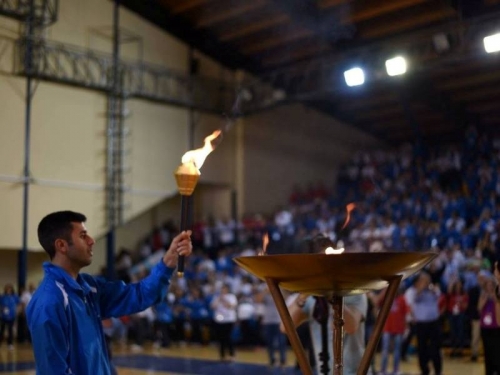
[66,222,95,268]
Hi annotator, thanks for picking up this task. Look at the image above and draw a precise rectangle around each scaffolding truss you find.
[0,0,57,25]
[14,37,238,113]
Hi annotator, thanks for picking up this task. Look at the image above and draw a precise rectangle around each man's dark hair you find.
[38,211,87,259]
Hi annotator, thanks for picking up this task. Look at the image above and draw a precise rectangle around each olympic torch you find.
[175,130,222,276]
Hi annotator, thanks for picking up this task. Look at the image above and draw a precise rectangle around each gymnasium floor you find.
[0,342,487,375]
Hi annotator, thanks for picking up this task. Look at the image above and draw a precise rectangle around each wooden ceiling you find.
[122,0,500,144]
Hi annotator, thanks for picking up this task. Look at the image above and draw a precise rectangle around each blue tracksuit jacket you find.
[26,261,174,374]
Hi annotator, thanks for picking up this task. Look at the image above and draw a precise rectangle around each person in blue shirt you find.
[154,294,175,348]
[26,210,192,375]
[0,283,20,349]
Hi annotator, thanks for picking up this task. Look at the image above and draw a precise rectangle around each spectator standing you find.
[401,278,417,361]
[446,278,468,357]
[154,295,174,348]
[478,274,500,375]
[260,286,287,368]
[210,284,238,361]
[183,288,210,345]
[413,272,443,375]
[0,283,19,350]
[377,286,409,375]
[17,283,35,343]
[466,268,482,362]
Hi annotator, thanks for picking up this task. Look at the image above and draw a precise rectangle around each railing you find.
[0,0,58,25]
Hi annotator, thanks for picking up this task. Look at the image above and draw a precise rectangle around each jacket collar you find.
[43,262,91,295]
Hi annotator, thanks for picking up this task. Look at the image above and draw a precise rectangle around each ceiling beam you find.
[369,118,410,129]
[318,0,352,10]
[360,7,456,39]
[218,14,290,42]
[270,0,353,45]
[120,0,262,73]
[406,76,471,132]
[339,93,397,110]
[262,42,330,67]
[468,101,500,113]
[347,0,430,24]
[355,106,403,120]
[195,0,268,29]
[482,116,500,124]
[452,85,500,101]
[169,0,209,15]
[242,28,314,55]
[437,70,500,90]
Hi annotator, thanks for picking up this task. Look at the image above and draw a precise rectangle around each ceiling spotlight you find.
[484,33,500,53]
[344,67,364,87]
[385,56,407,76]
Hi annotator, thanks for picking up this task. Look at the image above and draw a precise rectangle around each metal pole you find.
[106,0,121,279]
[18,0,35,292]
[188,47,196,149]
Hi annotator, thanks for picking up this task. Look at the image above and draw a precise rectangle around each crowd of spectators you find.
[1,126,500,374]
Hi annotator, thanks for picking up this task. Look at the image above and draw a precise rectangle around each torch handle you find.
[177,195,191,276]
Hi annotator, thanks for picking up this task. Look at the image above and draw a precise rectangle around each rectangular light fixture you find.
[484,33,500,53]
[385,56,407,76]
[344,67,364,87]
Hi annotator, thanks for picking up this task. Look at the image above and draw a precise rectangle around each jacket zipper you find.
[83,296,91,315]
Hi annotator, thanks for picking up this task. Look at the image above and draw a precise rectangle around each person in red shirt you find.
[377,286,410,375]
[446,278,468,357]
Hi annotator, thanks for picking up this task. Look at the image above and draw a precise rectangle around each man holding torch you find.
[26,210,192,375]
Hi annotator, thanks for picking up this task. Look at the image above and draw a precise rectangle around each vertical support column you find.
[106,0,121,279]
[187,47,197,228]
[188,47,196,150]
[18,0,35,292]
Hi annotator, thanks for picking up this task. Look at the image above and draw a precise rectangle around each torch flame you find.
[181,130,222,170]
[340,203,356,230]
[259,233,269,256]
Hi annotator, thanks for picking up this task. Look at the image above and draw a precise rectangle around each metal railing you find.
[0,0,58,25]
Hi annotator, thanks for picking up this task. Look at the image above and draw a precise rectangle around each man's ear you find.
[54,238,68,255]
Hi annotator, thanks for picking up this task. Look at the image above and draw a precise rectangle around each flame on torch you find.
[181,130,222,170]
[259,233,269,256]
[340,203,356,230]
[175,130,222,196]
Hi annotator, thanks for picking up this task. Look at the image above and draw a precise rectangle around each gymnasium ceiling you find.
[121,0,500,144]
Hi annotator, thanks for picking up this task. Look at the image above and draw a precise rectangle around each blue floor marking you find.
[0,362,36,372]
[0,356,296,374]
[113,355,295,374]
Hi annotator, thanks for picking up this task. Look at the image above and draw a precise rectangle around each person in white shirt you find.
[210,284,238,361]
